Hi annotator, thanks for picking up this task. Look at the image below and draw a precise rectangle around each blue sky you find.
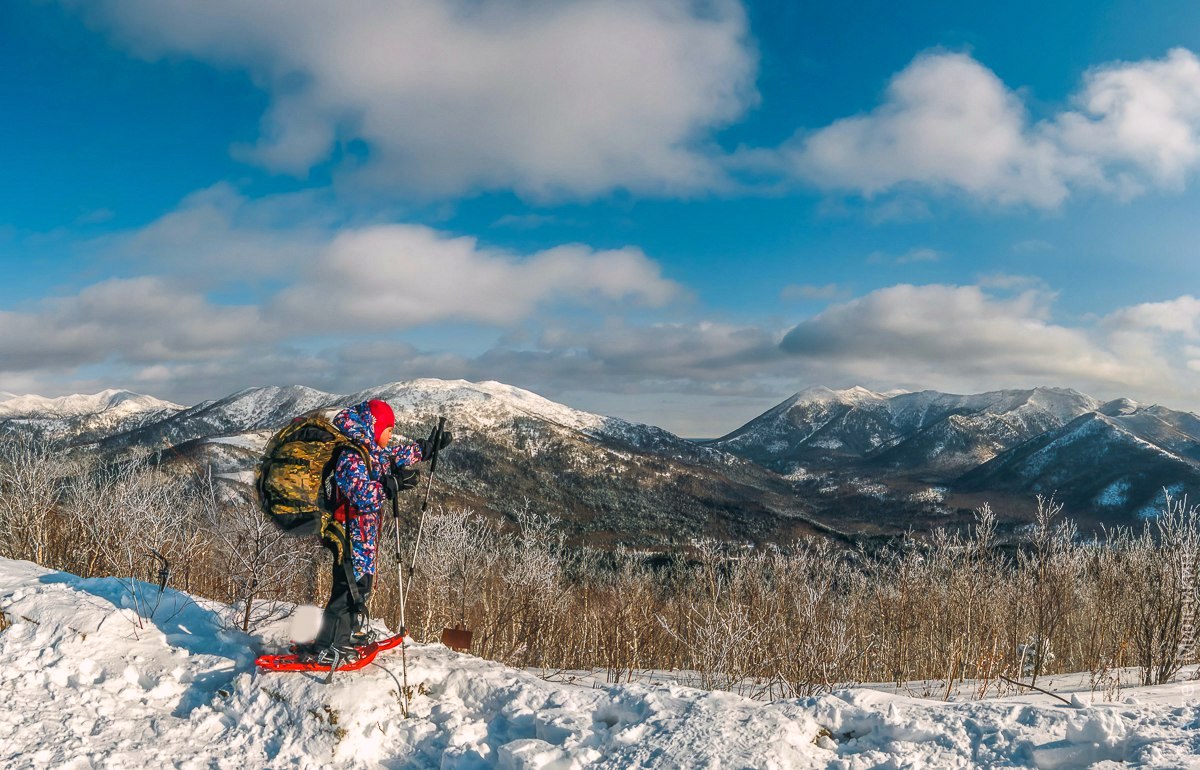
[2,0,1199,435]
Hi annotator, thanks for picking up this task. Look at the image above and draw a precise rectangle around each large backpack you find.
[256,412,373,564]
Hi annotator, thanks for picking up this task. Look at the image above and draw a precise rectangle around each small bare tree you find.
[1127,495,1200,685]
[0,438,61,564]
[199,470,303,632]
[1019,495,1078,684]
[60,457,203,629]
[411,508,498,639]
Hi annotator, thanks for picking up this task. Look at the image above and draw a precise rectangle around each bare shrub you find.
[0,438,61,564]
[1017,495,1079,684]
[59,457,205,628]
[198,471,307,632]
[1124,495,1200,685]
[406,508,499,639]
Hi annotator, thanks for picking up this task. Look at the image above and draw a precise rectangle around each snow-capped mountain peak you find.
[790,385,887,406]
[351,379,607,434]
[1099,397,1142,416]
[0,389,182,420]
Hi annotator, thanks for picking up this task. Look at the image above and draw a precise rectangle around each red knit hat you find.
[368,399,395,445]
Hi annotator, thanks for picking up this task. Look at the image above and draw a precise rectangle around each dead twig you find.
[998,674,1072,706]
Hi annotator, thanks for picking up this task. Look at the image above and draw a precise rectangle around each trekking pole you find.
[404,416,445,610]
[395,415,445,719]
[393,493,406,636]
[391,491,410,718]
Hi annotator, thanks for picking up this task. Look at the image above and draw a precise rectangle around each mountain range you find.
[706,385,1200,532]
[3,381,1198,544]
[0,380,830,547]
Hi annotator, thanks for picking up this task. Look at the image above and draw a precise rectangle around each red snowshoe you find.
[255,633,406,673]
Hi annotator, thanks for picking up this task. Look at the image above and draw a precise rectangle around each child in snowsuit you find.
[310,399,451,656]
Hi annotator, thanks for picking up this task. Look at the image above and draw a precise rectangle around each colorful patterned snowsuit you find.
[313,401,422,650]
[331,401,423,580]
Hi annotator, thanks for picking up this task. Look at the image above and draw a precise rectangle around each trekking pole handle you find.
[429,416,447,475]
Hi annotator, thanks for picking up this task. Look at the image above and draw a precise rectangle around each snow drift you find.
[2,558,1199,769]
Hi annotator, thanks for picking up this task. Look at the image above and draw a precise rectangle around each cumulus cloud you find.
[273,225,680,330]
[780,284,1153,392]
[0,191,680,386]
[1054,49,1200,195]
[1104,295,1200,338]
[114,184,331,283]
[866,247,944,265]
[0,277,266,373]
[767,48,1200,208]
[65,1,1200,207]
[75,0,756,199]
[784,53,1073,207]
[535,320,783,385]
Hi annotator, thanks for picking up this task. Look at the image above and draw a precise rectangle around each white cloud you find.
[0,277,267,372]
[784,53,1071,207]
[1011,239,1054,254]
[537,319,782,381]
[0,191,680,383]
[1104,295,1200,338]
[895,247,943,264]
[76,0,757,199]
[113,184,331,284]
[976,273,1051,292]
[67,2,1200,208]
[273,225,679,330]
[866,247,945,265]
[779,284,1155,392]
[1055,49,1200,195]
[768,48,1200,208]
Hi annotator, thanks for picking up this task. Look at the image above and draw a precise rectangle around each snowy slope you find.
[707,385,1200,526]
[0,389,184,442]
[352,379,719,463]
[96,384,337,450]
[354,379,607,434]
[959,411,1200,515]
[709,386,898,462]
[4,558,1200,769]
[710,386,1101,473]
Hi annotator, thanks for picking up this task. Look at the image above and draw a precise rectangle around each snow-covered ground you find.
[3,558,1200,769]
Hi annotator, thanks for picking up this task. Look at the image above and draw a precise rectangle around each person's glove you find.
[381,473,400,500]
[396,466,420,491]
[416,428,453,460]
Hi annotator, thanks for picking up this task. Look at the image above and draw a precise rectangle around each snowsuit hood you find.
[334,401,382,451]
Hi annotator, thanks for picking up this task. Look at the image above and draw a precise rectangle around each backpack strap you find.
[323,521,364,609]
[319,442,374,610]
